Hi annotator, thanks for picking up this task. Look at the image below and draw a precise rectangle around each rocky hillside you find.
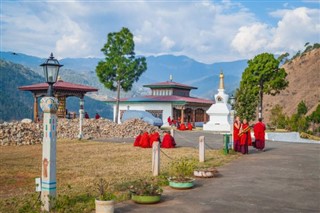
[263,48,320,123]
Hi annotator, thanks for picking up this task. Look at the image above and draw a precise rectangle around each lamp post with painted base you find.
[39,53,63,211]
[229,95,235,150]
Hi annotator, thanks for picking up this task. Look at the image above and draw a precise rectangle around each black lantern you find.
[230,94,235,110]
[40,53,63,96]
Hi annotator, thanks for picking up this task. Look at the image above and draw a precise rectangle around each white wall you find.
[114,102,173,127]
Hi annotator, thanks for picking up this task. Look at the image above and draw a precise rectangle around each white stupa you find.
[203,71,231,132]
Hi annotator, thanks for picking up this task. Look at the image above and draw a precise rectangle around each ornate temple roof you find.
[18,79,98,93]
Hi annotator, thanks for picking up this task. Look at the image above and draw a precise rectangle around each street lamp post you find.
[39,53,63,211]
[229,95,235,150]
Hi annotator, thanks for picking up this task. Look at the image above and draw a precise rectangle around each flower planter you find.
[194,168,218,178]
[168,178,195,189]
[131,194,161,204]
[95,199,114,213]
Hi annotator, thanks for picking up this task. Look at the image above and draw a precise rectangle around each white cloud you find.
[231,7,320,58]
[1,1,319,63]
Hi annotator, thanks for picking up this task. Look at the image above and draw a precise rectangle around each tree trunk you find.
[115,80,121,124]
[259,81,263,119]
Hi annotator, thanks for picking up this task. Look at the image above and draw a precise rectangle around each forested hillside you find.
[0,59,112,122]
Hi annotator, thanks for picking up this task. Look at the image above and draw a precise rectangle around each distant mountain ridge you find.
[0,51,248,99]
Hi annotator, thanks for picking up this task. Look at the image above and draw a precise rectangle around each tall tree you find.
[235,53,289,121]
[96,27,147,123]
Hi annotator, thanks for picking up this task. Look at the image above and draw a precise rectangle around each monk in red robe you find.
[187,122,193,130]
[133,131,142,147]
[254,118,266,151]
[179,123,187,131]
[161,131,176,148]
[239,119,252,154]
[233,116,241,152]
[140,132,151,148]
[149,130,160,147]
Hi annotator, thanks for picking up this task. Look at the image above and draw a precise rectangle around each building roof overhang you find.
[143,81,197,90]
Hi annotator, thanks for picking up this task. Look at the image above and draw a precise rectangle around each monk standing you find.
[239,119,252,154]
[254,118,266,151]
[161,131,176,148]
[140,132,151,148]
[133,131,143,147]
[149,130,160,147]
[233,116,241,152]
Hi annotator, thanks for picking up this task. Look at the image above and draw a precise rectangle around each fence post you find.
[152,142,160,176]
[199,136,205,162]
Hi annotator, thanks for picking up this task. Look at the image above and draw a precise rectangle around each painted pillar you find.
[78,96,84,139]
[192,109,196,127]
[181,107,184,124]
[203,109,207,123]
[33,94,38,122]
[39,96,59,212]
[152,142,160,176]
[199,136,205,162]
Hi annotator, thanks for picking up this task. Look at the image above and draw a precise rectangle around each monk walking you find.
[161,131,176,148]
[239,119,252,154]
[254,118,266,151]
[233,116,241,152]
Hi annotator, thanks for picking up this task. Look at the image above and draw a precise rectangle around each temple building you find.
[19,77,98,122]
[108,77,214,127]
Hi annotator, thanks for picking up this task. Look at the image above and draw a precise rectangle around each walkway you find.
[115,141,320,213]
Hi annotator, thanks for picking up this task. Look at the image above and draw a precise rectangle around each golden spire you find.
[219,70,224,89]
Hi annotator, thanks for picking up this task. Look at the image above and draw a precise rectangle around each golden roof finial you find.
[219,70,224,89]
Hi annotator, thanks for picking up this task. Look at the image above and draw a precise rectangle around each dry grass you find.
[0,139,239,211]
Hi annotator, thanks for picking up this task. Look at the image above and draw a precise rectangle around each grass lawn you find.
[0,139,239,212]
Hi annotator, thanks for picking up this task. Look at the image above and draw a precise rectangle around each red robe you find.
[254,122,266,150]
[161,134,176,148]
[187,122,193,130]
[149,132,160,147]
[233,122,240,152]
[239,123,251,154]
[133,135,141,147]
[179,123,187,131]
[140,132,151,148]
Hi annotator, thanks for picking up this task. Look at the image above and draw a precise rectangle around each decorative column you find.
[181,107,185,123]
[78,96,84,139]
[40,96,59,212]
[192,108,196,127]
[33,94,39,122]
[203,109,207,123]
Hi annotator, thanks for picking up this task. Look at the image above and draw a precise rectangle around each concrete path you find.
[115,141,320,213]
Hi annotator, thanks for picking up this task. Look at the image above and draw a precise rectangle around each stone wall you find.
[0,118,161,146]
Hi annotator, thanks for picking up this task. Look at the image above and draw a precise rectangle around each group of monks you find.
[168,116,193,131]
[133,130,176,148]
[233,117,266,154]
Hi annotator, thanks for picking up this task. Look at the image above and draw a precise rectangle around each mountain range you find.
[1,51,248,99]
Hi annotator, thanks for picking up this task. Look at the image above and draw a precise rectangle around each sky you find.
[1,0,319,64]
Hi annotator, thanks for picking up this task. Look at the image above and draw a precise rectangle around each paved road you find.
[115,140,320,213]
